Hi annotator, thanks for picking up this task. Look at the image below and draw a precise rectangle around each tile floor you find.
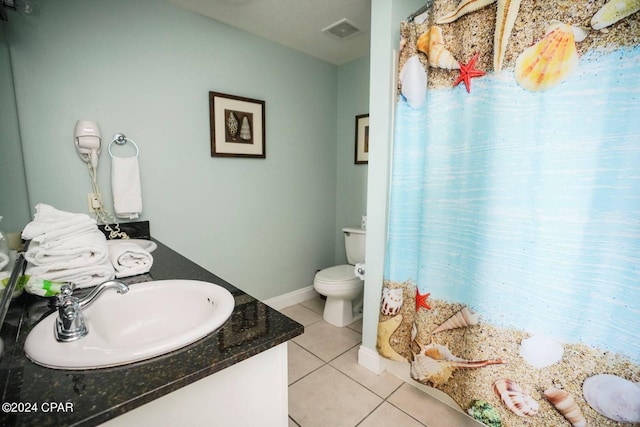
[280,297,482,427]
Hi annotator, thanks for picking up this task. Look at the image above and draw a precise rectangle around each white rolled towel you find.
[24,229,109,269]
[25,258,115,289]
[107,241,153,278]
[22,203,97,249]
[354,263,365,280]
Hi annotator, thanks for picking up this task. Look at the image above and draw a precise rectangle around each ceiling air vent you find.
[322,18,361,39]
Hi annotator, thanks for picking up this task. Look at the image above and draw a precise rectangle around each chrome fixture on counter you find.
[55,281,129,342]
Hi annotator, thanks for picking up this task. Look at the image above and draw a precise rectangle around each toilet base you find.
[322,295,362,328]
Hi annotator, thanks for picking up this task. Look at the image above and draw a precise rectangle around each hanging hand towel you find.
[112,156,143,219]
[107,240,153,278]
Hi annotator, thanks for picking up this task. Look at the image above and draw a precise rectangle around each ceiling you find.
[171,0,371,65]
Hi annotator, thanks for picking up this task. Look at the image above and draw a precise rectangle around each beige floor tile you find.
[300,296,325,314]
[288,365,382,427]
[329,347,403,398]
[346,317,363,333]
[288,342,324,385]
[358,402,426,427]
[288,416,300,427]
[292,321,361,362]
[387,384,484,427]
[280,304,323,327]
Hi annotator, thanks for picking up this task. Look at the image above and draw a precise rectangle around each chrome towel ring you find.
[108,133,139,158]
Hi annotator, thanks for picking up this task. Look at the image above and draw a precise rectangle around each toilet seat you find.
[314,265,360,286]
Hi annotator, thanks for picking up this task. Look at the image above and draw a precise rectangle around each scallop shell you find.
[591,0,640,30]
[380,287,403,316]
[416,26,459,70]
[399,55,427,109]
[432,306,479,334]
[583,374,640,423]
[519,335,563,368]
[514,22,579,92]
[543,387,587,427]
[493,379,540,417]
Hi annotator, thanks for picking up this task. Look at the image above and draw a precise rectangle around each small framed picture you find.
[355,114,369,164]
[209,92,266,158]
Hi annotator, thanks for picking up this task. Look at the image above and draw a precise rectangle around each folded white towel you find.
[108,241,153,278]
[112,156,143,219]
[24,229,109,269]
[22,203,97,249]
[25,258,115,289]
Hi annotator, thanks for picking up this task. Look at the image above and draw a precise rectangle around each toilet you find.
[313,227,366,327]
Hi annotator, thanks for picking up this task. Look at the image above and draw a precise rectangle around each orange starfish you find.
[415,289,432,311]
[453,52,485,93]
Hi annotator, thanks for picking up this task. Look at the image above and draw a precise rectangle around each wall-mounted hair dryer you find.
[74,120,102,168]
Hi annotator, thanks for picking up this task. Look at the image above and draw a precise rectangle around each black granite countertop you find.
[0,239,303,426]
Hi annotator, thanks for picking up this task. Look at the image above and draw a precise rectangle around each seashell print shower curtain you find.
[377,1,640,426]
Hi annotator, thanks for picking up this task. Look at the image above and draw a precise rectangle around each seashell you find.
[399,55,427,109]
[380,287,403,316]
[240,116,251,140]
[467,400,502,427]
[376,314,407,362]
[543,387,587,427]
[494,0,523,72]
[436,0,495,24]
[591,0,640,30]
[514,22,579,92]
[432,306,479,334]
[493,379,540,417]
[519,335,563,368]
[226,111,239,139]
[583,374,640,423]
[411,338,505,386]
[416,26,459,70]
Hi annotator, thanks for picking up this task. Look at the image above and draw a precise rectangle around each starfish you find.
[415,289,432,311]
[436,0,523,72]
[453,52,485,93]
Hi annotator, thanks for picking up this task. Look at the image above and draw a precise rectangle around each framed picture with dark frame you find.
[355,113,369,164]
[209,91,266,158]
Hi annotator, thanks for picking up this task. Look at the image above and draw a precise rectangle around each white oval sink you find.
[24,280,235,370]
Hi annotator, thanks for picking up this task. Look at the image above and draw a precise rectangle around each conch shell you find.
[543,387,587,427]
[411,338,505,386]
[380,287,403,316]
[514,22,579,92]
[493,379,539,417]
[416,26,459,69]
[432,306,479,334]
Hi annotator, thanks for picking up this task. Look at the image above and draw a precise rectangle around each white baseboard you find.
[263,285,319,310]
[357,345,385,374]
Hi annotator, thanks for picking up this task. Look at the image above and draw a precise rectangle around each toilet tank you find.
[342,227,366,265]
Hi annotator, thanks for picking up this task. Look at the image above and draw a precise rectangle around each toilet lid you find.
[315,265,359,284]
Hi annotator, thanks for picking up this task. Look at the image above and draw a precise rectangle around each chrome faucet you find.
[55,280,129,342]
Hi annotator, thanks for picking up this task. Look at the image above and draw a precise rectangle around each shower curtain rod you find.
[407,0,434,22]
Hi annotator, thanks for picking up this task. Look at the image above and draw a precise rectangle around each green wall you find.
[3,0,369,300]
